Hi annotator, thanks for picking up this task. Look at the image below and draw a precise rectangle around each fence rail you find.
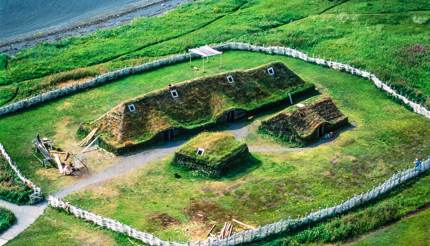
[49,157,430,246]
[0,143,43,204]
[0,43,429,120]
[1,42,430,244]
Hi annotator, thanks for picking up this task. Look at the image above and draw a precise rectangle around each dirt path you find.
[0,115,349,244]
[0,200,47,245]
[0,120,269,243]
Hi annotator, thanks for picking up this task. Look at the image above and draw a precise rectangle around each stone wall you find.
[1,42,429,121]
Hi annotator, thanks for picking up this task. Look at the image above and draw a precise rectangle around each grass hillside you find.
[5,51,429,243]
[350,207,430,246]
[0,158,32,205]
[90,62,313,151]
[1,0,428,108]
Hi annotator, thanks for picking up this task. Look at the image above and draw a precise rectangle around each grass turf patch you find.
[0,158,32,205]
[173,132,250,177]
[87,62,314,153]
[349,206,430,246]
[253,170,430,246]
[259,95,348,146]
[7,208,135,246]
[3,51,430,244]
[0,207,16,233]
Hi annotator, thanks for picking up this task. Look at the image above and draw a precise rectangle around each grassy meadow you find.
[0,158,32,204]
[1,0,430,244]
[5,51,429,244]
[349,207,430,246]
[1,0,428,107]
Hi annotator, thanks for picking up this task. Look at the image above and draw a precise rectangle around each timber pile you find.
[33,134,87,176]
[219,222,234,239]
[207,219,255,240]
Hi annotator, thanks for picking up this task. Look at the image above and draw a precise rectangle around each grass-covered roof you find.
[175,132,247,167]
[87,61,314,151]
[260,95,348,144]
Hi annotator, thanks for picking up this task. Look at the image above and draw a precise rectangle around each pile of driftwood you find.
[207,219,256,240]
[33,134,87,176]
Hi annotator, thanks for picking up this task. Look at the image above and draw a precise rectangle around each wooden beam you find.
[232,219,256,230]
[207,224,216,237]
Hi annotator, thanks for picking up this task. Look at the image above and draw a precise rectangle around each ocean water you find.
[0,0,145,40]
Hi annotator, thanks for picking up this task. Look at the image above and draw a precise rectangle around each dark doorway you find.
[318,125,325,137]
[227,110,235,122]
[163,129,174,142]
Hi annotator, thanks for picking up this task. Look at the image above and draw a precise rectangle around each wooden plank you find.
[232,219,256,230]
[53,154,64,174]
[79,128,98,147]
[207,224,216,237]
[81,135,99,153]
[219,222,227,239]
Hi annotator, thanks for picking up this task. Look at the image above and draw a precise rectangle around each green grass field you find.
[1,0,430,244]
[350,208,430,246]
[5,51,429,244]
[0,158,32,205]
[1,0,429,108]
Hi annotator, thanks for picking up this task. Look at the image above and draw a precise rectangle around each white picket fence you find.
[48,157,430,246]
[0,143,43,204]
[0,42,429,120]
[217,42,430,119]
[1,42,430,244]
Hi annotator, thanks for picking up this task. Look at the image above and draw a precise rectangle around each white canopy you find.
[189,45,222,57]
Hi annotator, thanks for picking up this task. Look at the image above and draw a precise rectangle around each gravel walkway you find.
[0,121,261,243]
[0,200,47,246]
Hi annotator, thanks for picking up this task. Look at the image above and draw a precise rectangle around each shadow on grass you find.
[169,153,262,181]
[247,169,430,246]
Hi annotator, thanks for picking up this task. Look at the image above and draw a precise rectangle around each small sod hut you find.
[173,132,249,177]
[259,96,348,146]
[82,62,315,153]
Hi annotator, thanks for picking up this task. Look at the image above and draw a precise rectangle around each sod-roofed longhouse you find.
[84,62,315,153]
[259,96,348,146]
[173,132,249,177]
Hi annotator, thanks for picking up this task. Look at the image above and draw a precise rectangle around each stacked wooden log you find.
[219,222,234,239]
[33,134,87,176]
[207,219,256,240]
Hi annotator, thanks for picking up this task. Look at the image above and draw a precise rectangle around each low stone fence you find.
[49,157,430,246]
[0,43,429,120]
[0,143,43,204]
[0,52,198,117]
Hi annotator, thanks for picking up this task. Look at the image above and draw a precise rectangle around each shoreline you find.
[0,0,190,55]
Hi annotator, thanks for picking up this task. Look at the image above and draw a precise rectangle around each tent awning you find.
[189,45,222,57]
